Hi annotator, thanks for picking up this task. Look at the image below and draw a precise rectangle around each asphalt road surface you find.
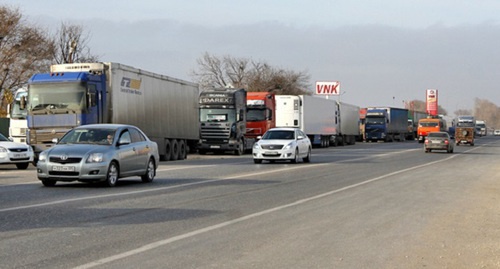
[1,136,499,268]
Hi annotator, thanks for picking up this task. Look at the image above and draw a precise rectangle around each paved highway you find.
[1,136,499,268]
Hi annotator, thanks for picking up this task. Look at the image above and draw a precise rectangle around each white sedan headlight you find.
[0,146,7,153]
[284,142,294,150]
[253,143,261,150]
[38,151,47,162]
[87,153,104,163]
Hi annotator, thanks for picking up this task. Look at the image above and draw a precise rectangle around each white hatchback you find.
[252,128,312,164]
[0,133,34,169]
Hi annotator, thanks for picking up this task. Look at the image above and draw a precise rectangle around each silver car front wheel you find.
[105,162,119,187]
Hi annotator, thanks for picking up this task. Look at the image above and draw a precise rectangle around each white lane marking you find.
[73,152,460,269]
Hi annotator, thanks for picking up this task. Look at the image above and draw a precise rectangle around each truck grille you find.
[200,125,230,139]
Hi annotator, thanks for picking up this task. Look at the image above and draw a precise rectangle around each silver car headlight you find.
[0,146,6,153]
[253,143,261,150]
[38,151,47,162]
[87,153,104,163]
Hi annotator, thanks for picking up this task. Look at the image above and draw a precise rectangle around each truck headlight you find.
[87,153,104,163]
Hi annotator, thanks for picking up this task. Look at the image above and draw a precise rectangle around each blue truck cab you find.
[27,64,107,157]
[364,107,408,142]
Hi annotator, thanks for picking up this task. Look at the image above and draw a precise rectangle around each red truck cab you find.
[246,92,276,139]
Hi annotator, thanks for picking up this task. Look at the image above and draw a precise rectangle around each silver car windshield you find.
[59,129,116,145]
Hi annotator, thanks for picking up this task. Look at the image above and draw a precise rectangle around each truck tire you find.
[162,139,172,161]
[178,140,186,160]
[171,139,179,160]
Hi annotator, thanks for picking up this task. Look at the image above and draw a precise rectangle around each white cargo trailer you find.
[275,95,338,147]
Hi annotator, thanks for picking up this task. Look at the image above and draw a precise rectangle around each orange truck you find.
[417,117,447,143]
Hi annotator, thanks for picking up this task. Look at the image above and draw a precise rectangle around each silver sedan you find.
[37,124,159,187]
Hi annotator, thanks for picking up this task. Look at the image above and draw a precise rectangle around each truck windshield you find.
[366,117,385,125]
[247,108,266,121]
[200,109,236,122]
[10,92,28,119]
[28,82,86,113]
[419,122,438,127]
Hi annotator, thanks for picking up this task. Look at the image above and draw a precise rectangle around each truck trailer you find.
[336,101,360,145]
[198,88,252,155]
[365,107,409,142]
[27,62,200,161]
[275,95,338,147]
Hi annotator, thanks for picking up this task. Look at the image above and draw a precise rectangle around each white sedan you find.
[252,127,312,164]
[0,133,34,169]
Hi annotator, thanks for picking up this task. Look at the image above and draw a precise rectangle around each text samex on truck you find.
[198,88,252,155]
[27,62,200,162]
[245,92,276,139]
[364,107,409,142]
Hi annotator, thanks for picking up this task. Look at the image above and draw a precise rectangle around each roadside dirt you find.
[389,165,500,268]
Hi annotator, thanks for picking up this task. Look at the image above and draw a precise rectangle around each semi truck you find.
[245,92,276,140]
[417,116,447,143]
[7,87,28,143]
[275,95,338,147]
[364,107,409,142]
[27,62,200,161]
[198,88,252,155]
[475,120,487,136]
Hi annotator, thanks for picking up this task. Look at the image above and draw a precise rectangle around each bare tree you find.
[473,98,500,128]
[407,99,448,116]
[53,22,99,64]
[0,5,55,116]
[191,52,311,95]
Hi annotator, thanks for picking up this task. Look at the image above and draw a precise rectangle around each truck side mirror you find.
[20,96,26,110]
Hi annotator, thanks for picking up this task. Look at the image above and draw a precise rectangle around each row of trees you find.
[0,5,98,116]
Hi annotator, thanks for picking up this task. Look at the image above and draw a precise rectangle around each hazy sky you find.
[3,0,500,114]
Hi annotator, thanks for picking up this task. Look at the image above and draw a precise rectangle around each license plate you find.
[265,151,279,155]
[52,165,76,172]
[13,153,27,158]
[431,140,441,144]
[210,145,220,149]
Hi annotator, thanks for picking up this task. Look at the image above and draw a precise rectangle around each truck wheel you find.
[141,158,156,183]
[162,139,172,161]
[178,140,186,160]
[105,162,119,187]
[171,139,179,160]
[16,163,30,170]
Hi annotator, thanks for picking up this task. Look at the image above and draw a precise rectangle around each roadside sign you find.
[315,81,340,95]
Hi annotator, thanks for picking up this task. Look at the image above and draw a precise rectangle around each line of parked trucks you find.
[6,61,485,162]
